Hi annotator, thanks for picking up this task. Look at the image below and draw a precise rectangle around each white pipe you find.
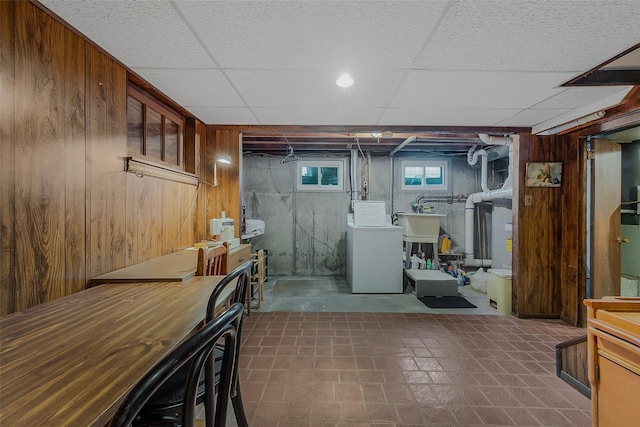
[467,146,489,193]
[464,134,514,267]
[501,142,514,192]
[479,133,511,146]
[389,156,395,213]
[350,149,358,201]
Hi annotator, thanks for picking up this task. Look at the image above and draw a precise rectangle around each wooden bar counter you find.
[0,276,228,426]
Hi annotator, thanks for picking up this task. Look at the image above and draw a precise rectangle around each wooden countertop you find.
[88,249,199,286]
[0,276,227,426]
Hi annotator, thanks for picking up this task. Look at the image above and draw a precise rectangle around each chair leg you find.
[231,384,249,427]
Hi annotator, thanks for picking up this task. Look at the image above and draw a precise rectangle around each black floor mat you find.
[417,295,477,309]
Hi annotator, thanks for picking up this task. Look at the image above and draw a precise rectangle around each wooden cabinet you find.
[584,297,640,427]
[226,243,252,273]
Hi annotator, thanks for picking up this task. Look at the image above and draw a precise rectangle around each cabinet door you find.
[597,355,640,426]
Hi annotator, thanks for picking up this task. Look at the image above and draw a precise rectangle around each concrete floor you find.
[258,275,501,315]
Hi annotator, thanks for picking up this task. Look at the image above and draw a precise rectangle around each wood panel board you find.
[559,134,585,326]
[63,18,87,297]
[0,0,17,315]
[560,338,590,393]
[194,120,207,241]
[85,43,127,278]
[515,133,562,316]
[591,139,622,298]
[13,2,67,310]
[212,129,242,232]
[162,180,196,252]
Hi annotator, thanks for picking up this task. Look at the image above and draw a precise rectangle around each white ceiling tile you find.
[186,107,258,125]
[41,0,215,68]
[39,0,640,129]
[133,68,245,107]
[226,69,405,108]
[379,108,522,127]
[416,0,640,72]
[175,1,449,69]
[253,107,385,126]
[391,71,574,109]
[494,109,571,128]
[531,86,634,109]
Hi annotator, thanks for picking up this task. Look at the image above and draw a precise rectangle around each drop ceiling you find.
[40,0,640,152]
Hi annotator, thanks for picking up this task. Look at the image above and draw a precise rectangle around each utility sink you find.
[396,212,445,243]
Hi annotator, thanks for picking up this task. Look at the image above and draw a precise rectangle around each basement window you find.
[127,83,184,169]
[401,160,449,191]
[297,160,345,191]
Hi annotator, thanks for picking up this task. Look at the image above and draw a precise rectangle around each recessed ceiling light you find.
[336,73,354,88]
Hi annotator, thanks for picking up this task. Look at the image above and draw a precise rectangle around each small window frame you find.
[401,160,449,191]
[127,83,185,169]
[296,159,345,192]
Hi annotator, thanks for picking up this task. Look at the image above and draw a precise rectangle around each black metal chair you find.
[132,261,254,427]
[110,302,243,427]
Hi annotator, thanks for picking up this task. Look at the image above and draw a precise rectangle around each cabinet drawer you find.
[227,244,251,272]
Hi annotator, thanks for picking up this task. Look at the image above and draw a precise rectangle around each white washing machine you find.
[346,220,403,293]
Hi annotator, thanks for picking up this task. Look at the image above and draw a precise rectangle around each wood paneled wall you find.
[204,128,242,237]
[2,0,87,312]
[0,1,16,314]
[559,134,586,326]
[0,1,222,316]
[512,133,585,323]
[85,42,127,279]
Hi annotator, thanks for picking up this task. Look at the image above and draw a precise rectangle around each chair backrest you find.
[196,246,227,276]
[206,260,254,321]
[110,303,244,427]
[204,260,254,422]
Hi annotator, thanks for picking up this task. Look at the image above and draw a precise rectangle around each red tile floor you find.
[237,312,591,427]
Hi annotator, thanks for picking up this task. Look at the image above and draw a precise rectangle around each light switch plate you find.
[525,195,533,206]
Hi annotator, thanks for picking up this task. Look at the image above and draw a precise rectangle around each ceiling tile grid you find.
[224,69,406,108]
[40,0,639,131]
[174,0,450,70]
[390,70,575,109]
[252,106,387,126]
[379,107,525,127]
[133,68,245,107]
[415,0,640,72]
[187,106,258,125]
[43,0,215,68]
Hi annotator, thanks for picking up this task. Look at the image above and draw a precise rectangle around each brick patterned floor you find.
[237,312,591,427]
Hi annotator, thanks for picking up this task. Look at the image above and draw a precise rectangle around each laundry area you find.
[242,134,516,315]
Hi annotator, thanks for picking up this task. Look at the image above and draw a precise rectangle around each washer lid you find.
[488,268,512,278]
